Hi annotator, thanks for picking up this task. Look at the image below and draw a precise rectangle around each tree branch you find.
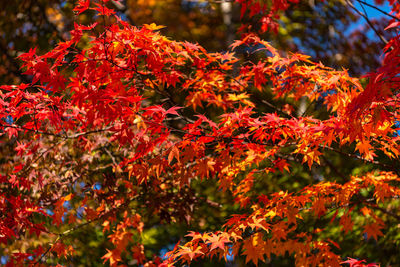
[354,0,400,22]
[346,0,389,45]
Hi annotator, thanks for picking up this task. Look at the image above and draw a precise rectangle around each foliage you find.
[1,0,400,266]
[0,0,388,85]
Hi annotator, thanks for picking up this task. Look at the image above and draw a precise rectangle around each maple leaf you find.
[102,249,122,267]
[195,114,217,128]
[302,148,322,169]
[339,212,354,234]
[197,158,215,179]
[355,139,374,158]
[185,231,204,241]
[341,257,379,267]
[273,158,290,172]
[242,233,265,265]
[363,222,384,241]
[385,21,400,30]
[132,244,146,264]
[168,146,180,164]
[73,0,90,15]
[206,233,231,251]
[360,207,372,217]
[174,246,204,261]
[52,242,74,259]
[93,2,115,16]
[144,23,166,31]
[312,198,327,218]
[14,141,28,156]
[166,106,182,116]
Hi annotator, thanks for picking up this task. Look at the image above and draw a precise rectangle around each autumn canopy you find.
[1,0,400,266]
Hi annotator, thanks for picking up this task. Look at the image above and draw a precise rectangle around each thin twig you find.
[346,0,389,45]
[355,0,400,22]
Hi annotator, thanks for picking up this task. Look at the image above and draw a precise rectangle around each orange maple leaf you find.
[102,249,122,267]
[364,222,384,241]
[174,245,204,261]
[206,233,231,251]
[339,212,354,234]
[242,233,265,265]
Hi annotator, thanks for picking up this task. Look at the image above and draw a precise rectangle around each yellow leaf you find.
[144,23,166,31]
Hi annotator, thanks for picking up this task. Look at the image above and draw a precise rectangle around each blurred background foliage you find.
[1,0,398,266]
